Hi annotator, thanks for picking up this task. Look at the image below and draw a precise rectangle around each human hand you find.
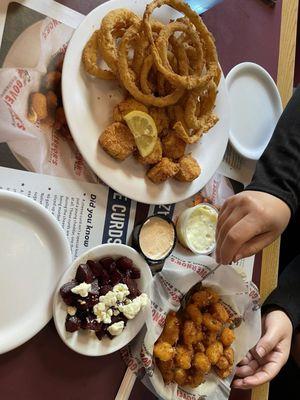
[216,191,291,264]
[232,310,293,390]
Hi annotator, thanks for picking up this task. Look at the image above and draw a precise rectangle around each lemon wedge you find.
[124,110,157,157]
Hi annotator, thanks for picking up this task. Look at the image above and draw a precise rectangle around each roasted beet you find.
[98,268,110,285]
[116,256,133,272]
[75,263,94,283]
[87,260,104,278]
[81,314,102,331]
[99,285,112,295]
[100,257,115,270]
[111,314,128,325]
[95,324,108,340]
[106,261,117,274]
[128,266,141,279]
[90,279,100,295]
[110,269,123,285]
[65,315,81,332]
[122,276,140,298]
[60,280,77,306]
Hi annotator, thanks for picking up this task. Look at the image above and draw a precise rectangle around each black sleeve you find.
[246,86,300,215]
[262,254,300,330]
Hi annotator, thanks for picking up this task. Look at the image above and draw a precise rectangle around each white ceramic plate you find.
[53,243,152,356]
[226,62,282,160]
[0,190,71,354]
[62,0,230,205]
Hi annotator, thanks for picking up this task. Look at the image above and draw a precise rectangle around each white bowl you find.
[53,243,152,356]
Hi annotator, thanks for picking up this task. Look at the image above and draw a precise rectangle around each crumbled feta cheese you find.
[113,309,120,316]
[67,306,77,316]
[107,321,125,336]
[113,283,130,301]
[103,309,113,324]
[71,282,91,297]
[99,291,117,307]
[78,300,86,305]
[124,298,132,305]
[93,302,113,324]
[118,293,149,319]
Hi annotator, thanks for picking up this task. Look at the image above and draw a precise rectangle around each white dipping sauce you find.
[139,216,175,260]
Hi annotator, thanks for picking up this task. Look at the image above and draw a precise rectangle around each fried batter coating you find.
[214,366,233,379]
[186,369,205,388]
[209,303,229,323]
[156,359,174,383]
[220,327,235,347]
[206,341,223,365]
[193,352,211,374]
[202,313,222,332]
[149,107,170,135]
[160,311,180,346]
[203,331,218,347]
[136,139,162,165]
[216,355,229,370]
[113,98,148,122]
[174,368,188,386]
[28,92,48,121]
[192,288,219,308]
[161,131,186,160]
[46,91,58,111]
[223,347,234,365]
[147,157,179,183]
[175,154,201,182]
[182,320,199,347]
[44,71,61,90]
[175,345,193,369]
[194,341,205,353]
[99,122,136,160]
[185,303,202,326]
[153,341,175,362]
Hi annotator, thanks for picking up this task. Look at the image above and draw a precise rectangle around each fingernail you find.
[235,254,242,262]
[256,346,265,358]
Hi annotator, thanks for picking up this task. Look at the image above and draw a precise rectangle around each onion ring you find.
[98,9,140,74]
[143,0,220,89]
[82,30,115,80]
[184,81,218,130]
[118,23,185,107]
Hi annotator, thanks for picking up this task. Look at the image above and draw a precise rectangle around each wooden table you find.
[0,1,298,400]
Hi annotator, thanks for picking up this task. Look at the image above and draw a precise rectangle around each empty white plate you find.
[226,62,282,160]
[0,190,71,354]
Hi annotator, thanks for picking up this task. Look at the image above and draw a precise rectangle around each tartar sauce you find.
[176,204,218,254]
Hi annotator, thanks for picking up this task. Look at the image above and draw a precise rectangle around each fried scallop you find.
[147,157,179,183]
[175,154,201,182]
[136,139,162,165]
[149,107,170,135]
[99,122,136,160]
[113,98,148,122]
[161,130,186,159]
